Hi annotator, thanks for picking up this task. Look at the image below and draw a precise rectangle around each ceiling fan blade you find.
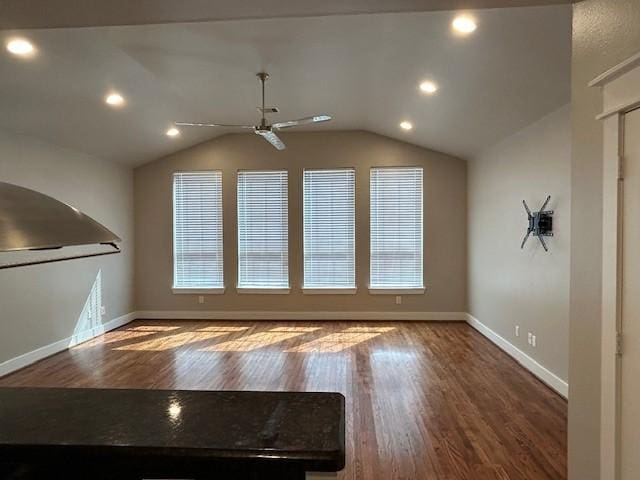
[271,115,332,130]
[255,130,286,150]
[174,122,255,129]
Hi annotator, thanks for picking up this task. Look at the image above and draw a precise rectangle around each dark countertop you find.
[0,387,345,478]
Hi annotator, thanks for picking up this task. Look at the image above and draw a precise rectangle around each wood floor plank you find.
[0,320,567,480]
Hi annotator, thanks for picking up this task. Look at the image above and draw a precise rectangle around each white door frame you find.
[590,51,640,480]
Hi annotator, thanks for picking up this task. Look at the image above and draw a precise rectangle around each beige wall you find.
[134,130,467,314]
[0,129,134,365]
[468,105,570,382]
[570,2,640,479]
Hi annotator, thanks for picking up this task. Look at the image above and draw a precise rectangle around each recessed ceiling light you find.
[166,127,180,137]
[105,92,125,107]
[6,38,35,57]
[419,81,438,94]
[400,121,413,131]
[452,15,477,35]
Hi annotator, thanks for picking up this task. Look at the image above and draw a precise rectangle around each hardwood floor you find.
[0,320,567,480]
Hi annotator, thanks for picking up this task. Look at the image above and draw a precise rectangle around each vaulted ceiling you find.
[0,4,571,166]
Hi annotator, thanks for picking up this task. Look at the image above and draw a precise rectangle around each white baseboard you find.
[465,313,568,398]
[0,312,136,378]
[135,310,468,321]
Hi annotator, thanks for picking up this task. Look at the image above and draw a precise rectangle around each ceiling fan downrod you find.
[257,72,269,128]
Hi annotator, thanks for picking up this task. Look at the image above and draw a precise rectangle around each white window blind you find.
[303,168,355,289]
[370,167,423,289]
[173,171,224,290]
[237,170,289,289]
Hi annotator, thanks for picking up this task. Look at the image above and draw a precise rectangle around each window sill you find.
[368,288,425,295]
[172,287,226,295]
[236,287,291,294]
[303,288,357,295]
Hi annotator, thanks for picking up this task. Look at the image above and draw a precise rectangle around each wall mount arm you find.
[521,195,554,252]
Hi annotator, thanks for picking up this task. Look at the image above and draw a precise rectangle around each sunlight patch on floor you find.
[127,325,181,332]
[343,326,395,333]
[200,328,320,352]
[76,324,395,354]
[286,327,395,353]
[115,331,230,351]
[269,327,320,332]
[195,326,251,332]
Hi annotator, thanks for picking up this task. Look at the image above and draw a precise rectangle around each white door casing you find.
[620,106,640,480]
[592,52,640,480]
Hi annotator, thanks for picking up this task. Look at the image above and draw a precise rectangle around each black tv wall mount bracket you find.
[521,195,554,252]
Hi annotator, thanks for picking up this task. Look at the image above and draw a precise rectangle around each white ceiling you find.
[0,5,571,166]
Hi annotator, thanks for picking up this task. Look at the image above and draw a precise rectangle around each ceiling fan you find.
[175,72,332,150]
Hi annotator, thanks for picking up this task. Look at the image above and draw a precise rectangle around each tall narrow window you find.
[173,171,224,292]
[370,167,424,291]
[237,170,289,290]
[303,168,355,291]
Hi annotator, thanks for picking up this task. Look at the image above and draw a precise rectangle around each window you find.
[173,171,224,292]
[303,168,356,292]
[237,170,289,291]
[370,167,424,292]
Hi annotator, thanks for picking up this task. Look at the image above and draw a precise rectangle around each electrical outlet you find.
[531,335,537,347]
[515,325,520,337]
[527,332,532,345]
[395,296,402,305]
[198,296,205,304]
[100,306,106,316]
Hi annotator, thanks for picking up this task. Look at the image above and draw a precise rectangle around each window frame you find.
[368,165,425,295]
[172,170,225,295]
[302,167,357,294]
[236,169,290,293]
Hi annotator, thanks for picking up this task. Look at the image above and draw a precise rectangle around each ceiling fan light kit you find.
[175,72,332,150]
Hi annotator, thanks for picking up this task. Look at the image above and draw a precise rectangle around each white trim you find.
[172,288,226,294]
[596,96,640,120]
[236,287,291,294]
[589,51,640,87]
[368,288,425,295]
[136,310,466,321]
[0,312,136,378]
[593,59,640,479]
[465,313,568,398]
[600,113,624,480]
[302,288,357,295]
